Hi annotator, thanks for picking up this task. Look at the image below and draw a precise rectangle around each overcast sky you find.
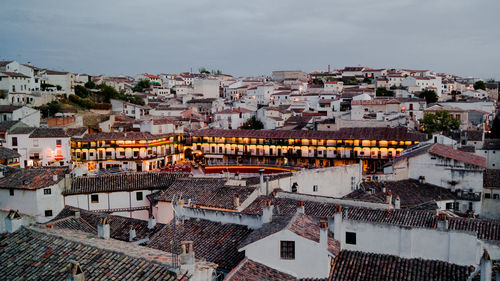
[1,0,499,79]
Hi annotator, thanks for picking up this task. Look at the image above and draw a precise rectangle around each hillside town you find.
[1,60,500,281]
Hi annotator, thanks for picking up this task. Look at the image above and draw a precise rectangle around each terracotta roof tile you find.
[0,227,182,280]
[225,258,296,280]
[0,168,68,190]
[65,171,188,195]
[428,143,486,168]
[330,250,473,281]
[147,218,253,270]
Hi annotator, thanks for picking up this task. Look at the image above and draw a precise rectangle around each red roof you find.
[429,143,486,168]
[351,99,400,105]
[143,74,159,79]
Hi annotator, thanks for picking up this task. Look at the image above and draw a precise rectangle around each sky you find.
[1,0,499,79]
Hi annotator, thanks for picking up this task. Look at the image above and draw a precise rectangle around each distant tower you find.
[328,64,331,73]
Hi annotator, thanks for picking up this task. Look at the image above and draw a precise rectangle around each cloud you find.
[0,0,499,78]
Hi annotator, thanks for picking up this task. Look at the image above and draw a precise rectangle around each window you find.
[33,139,39,147]
[280,241,295,260]
[485,193,491,199]
[494,194,499,199]
[12,137,18,146]
[45,210,53,217]
[9,189,14,196]
[136,191,143,201]
[56,139,62,146]
[91,194,99,203]
[313,185,318,192]
[43,188,51,195]
[346,232,357,245]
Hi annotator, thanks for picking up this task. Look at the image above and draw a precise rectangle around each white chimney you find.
[259,168,265,194]
[394,196,401,209]
[180,241,195,273]
[129,227,136,242]
[262,200,273,224]
[148,216,156,229]
[319,221,328,249]
[297,201,305,214]
[97,218,110,239]
[4,210,23,233]
[480,250,492,281]
[53,174,58,182]
[233,193,240,209]
[66,260,85,281]
[265,175,270,195]
[386,191,393,205]
[436,214,449,230]
[333,205,344,246]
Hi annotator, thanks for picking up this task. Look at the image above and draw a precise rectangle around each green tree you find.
[38,101,61,118]
[346,77,358,85]
[0,90,7,99]
[419,89,438,104]
[199,67,210,74]
[473,80,486,90]
[376,87,394,97]
[97,83,119,102]
[363,77,371,84]
[490,115,500,138]
[240,116,264,130]
[312,78,324,86]
[133,79,151,92]
[420,110,460,136]
[84,81,96,89]
[74,85,89,98]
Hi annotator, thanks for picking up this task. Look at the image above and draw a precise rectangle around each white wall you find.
[333,218,481,266]
[0,182,64,223]
[64,189,153,220]
[278,164,362,197]
[242,229,331,278]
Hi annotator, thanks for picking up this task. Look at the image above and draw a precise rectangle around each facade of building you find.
[190,128,426,172]
[71,132,185,172]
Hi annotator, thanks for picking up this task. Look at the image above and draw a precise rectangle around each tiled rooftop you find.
[346,179,460,207]
[0,227,184,280]
[0,168,68,190]
[225,258,296,281]
[329,250,473,281]
[240,212,340,256]
[0,146,20,159]
[65,171,188,195]
[191,127,426,142]
[152,177,257,210]
[46,206,164,241]
[146,218,253,270]
[29,127,69,138]
[428,143,486,168]
[243,193,500,241]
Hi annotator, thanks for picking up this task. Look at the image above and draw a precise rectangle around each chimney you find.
[4,210,23,233]
[419,176,426,184]
[394,196,401,209]
[129,226,136,242]
[320,221,328,249]
[333,205,344,245]
[386,191,393,205]
[72,209,80,219]
[66,260,85,281]
[148,216,156,229]
[480,250,492,281]
[262,200,273,224]
[436,214,449,230]
[233,193,240,209]
[265,175,270,195]
[97,217,110,239]
[65,174,72,191]
[180,241,195,271]
[297,201,305,214]
[53,174,58,182]
[259,168,265,194]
